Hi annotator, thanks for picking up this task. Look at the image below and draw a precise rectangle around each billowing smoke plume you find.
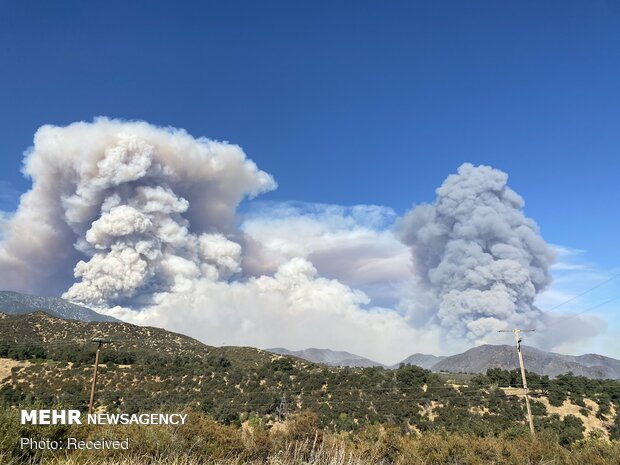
[0,118,275,300]
[0,120,603,361]
[398,163,556,344]
[0,118,436,364]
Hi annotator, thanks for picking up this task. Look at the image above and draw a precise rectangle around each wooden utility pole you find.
[88,338,110,414]
[498,329,535,435]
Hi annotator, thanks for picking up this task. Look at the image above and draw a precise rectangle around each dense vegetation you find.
[3,338,620,441]
[2,312,620,463]
[1,408,620,465]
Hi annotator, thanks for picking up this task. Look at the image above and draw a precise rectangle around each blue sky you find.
[1,1,619,356]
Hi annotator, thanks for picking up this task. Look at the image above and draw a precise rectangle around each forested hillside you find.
[1,312,620,444]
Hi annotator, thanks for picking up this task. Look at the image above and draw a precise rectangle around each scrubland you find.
[2,409,620,465]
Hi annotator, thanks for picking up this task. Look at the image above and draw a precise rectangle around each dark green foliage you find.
[1,313,620,441]
[538,414,585,445]
[483,368,549,390]
[548,384,567,407]
[530,399,547,416]
[0,384,24,404]
[3,347,620,437]
[100,350,136,364]
[557,415,585,445]
[2,342,47,360]
[270,357,293,372]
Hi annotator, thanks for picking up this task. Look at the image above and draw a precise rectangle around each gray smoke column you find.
[398,163,555,343]
[0,118,276,302]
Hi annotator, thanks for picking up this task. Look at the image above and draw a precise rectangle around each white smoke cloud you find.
[0,121,605,361]
[104,257,440,364]
[0,118,275,298]
[0,118,436,363]
[241,201,413,306]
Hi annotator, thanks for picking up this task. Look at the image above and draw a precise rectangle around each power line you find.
[8,380,552,404]
[543,294,620,324]
[540,270,620,315]
[3,361,551,392]
[569,294,620,317]
[0,339,151,347]
[10,389,544,409]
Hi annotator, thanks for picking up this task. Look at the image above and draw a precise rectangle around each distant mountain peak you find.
[270,344,620,379]
[267,347,383,368]
[427,344,620,379]
[397,353,446,370]
[0,290,120,323]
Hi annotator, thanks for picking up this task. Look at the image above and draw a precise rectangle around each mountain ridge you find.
[267,345,620,379]
[397,353,447,370]
[267,347,383,367]
[430,344,620,379]
[0,290,119,323]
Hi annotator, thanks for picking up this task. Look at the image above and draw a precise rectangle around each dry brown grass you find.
[537,397,613,437]
[0,358,29,383]
[3,434,620,465]
[2,408,620,465]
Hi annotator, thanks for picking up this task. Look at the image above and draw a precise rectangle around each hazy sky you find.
[1,1,619,358]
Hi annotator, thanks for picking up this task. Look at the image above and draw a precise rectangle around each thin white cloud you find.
[536,245,620,313]
[241,201,414,306]
[534,245,619,355]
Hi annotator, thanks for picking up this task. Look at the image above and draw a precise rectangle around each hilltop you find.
[0,311,274,370]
